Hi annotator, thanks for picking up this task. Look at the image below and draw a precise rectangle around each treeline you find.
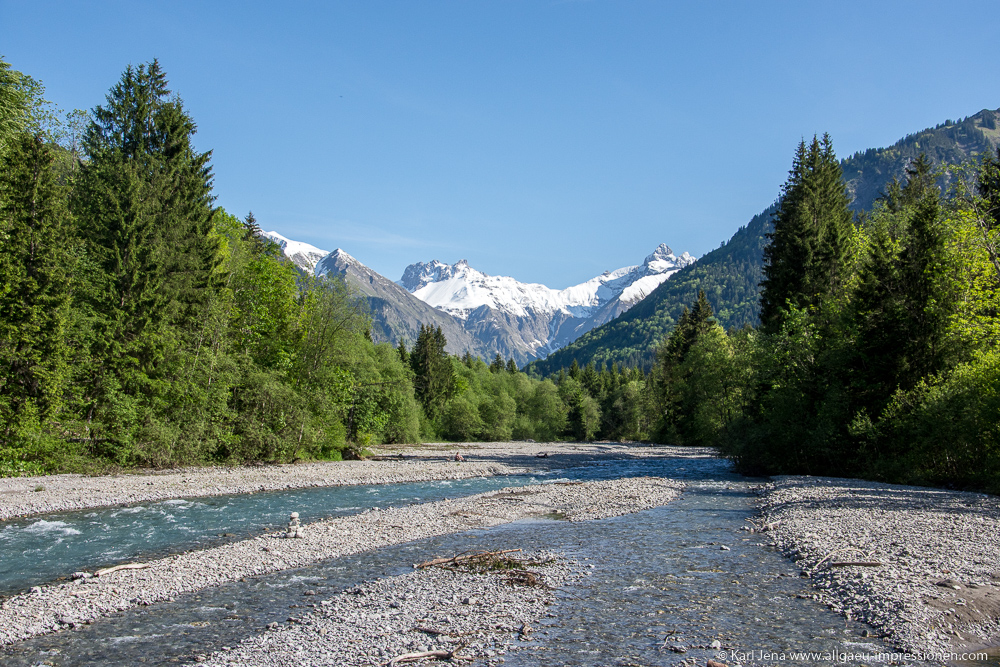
[639,135,1000,493]
[0,59,433,475]
[398,325,647,443]
[1,58,651,477]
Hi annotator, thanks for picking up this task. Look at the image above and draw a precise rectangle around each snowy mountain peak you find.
[399,244,695,323]
[261,231,329,273]
[314,248,361,277]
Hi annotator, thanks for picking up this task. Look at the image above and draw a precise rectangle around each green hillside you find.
[526,108,1000,376]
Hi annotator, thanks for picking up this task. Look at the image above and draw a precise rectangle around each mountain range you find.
[261,231,694,365]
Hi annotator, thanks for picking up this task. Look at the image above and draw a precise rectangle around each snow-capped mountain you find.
[399,244,694,357]
[262,230,695,365]
[260,231,329,273]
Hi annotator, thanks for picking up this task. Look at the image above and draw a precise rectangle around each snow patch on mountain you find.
[398,243,694,321]
[261,231,329,273]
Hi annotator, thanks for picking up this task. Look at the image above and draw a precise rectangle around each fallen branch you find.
[828,561,884,568]
[414,549,521,570]
[95,563,149,577]
[386,642,472,665]
[808,547,871,575]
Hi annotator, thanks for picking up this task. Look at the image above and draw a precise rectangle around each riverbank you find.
[0,476,683,647]
[759,476,1000,656]
[0,441,708,521]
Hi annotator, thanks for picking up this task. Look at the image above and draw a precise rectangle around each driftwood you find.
[95,563,149,577]
[386,643,472,665]
[808,547,872,575]
[414,549,521,570]
[828,561,884,568]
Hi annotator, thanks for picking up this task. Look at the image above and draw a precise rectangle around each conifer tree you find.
[0,135,72,435]
[409,325,454,419]
[74,61,221,444]
[850,158,953,416]
[760,134,852,333]
[505,358,518,374]
[489,352,504,373]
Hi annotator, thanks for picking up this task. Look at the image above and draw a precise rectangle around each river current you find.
[1,454,996,666]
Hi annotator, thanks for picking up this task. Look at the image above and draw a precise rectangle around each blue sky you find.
[3,1,999,287]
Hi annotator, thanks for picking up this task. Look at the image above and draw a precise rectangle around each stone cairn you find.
[285,512,304,539]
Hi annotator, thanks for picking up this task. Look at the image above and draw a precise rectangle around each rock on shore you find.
[759,476,1000,653]
[0,476,682,647]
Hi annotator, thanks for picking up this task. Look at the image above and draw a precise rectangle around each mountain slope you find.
[313,249,486,357]
[526,107,1000,375]
[260,231,328,273]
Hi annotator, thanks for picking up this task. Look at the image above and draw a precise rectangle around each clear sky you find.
[3,1,999,287]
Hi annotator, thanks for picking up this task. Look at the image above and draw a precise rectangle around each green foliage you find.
[862,350,1000,493]
[0,60,428,473]
[410,325,456,420]
[760,135,852,334]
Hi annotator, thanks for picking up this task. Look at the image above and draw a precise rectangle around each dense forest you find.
[527,108,1000,375]
[0,58,604,475]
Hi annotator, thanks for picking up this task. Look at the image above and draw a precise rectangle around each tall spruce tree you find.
[74,61,221,443]
[850,157,953,419]
[409,325,454,419]
[0,135,72,437]
[760,134,852,333]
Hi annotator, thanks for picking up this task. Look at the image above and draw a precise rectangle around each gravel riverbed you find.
[759,476,1000,656]
[198,550,584,667]
[0,476,682,647]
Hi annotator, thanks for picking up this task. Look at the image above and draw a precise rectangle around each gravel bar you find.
[0,476,682,647]
[758,476,1000,654]
[199,551,585,667]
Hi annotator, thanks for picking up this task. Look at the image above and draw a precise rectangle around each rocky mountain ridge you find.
[263,234,693,365]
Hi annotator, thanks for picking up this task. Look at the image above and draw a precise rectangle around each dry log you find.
[414,549,521,569]
[94,563,149,577]
[386,643,472,665]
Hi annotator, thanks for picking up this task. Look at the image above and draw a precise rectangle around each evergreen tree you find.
[760,134,852,333]
[505,358,518,374]
[850,159,954,418]
[489,352,504,373]
[651,291,718,443]
[409,325,454,419]
[0,135,72,437]
[73,61,221,447]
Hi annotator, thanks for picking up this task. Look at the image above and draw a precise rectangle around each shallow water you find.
[0,454,716,596]
[3,455,995,666]
[0,474,536,595]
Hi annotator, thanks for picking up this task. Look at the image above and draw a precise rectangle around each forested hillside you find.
[0,58,607,474]
[527,108,1000,375]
